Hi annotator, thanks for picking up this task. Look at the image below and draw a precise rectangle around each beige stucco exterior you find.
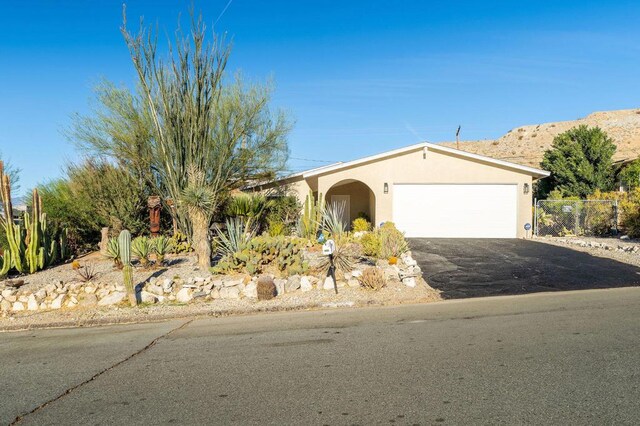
[255,144,547,238]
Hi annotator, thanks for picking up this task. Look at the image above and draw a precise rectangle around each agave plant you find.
[131,236,152,267]
[213,217,256,257]
[322,201,347,237]
[104,238,122,268]
[152,235,173,264]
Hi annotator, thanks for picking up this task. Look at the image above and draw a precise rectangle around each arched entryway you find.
[325,179,376,229]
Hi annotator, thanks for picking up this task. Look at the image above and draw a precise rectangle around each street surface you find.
[3,287,640,425]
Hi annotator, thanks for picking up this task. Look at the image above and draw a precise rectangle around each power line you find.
[289,156,338,164]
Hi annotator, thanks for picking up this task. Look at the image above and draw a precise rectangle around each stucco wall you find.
[325,181,375,225]
[312,147,534,238]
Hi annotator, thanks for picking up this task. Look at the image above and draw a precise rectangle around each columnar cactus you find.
[118,230,137,306]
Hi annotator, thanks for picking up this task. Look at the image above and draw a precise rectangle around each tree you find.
[73,9,290,267]
[539,125,616,198]
[618,159,640,191]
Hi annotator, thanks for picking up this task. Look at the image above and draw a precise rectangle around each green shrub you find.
[379,222,409,258]
[360,232,381,257]
[352,217,371,232]
[268,220,286,237]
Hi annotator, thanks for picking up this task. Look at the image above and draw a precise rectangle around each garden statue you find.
[148,196,161,237]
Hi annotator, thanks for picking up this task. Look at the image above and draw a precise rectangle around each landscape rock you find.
[0,300,11,312]
[243,281,258,299]
[12,301,25,311]
[192,291,207,299]
[140,291,158,304]
[348,278,360,288]
[27,295,38,311]
[146,283,164,296]
[176,287,193,303]
[402,277,417,288]
[300,276,313,292]
[219,286,240,300]
[274,279,286,296]
[79,293,98,308]
[323,276,335,290]
[97,292,125,306]
[285,275,301,293]
[51,294,66,309]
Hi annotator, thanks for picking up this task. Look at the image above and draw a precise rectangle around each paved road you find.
[3,287,640,425]
[411,238,640,298]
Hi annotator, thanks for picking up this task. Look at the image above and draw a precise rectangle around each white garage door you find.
[393,184,517,238]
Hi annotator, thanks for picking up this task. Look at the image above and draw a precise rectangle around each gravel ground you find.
[536,236,640,268]
[0,252,441,331]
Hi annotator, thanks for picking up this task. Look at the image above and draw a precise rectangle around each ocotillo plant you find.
[118,230,137,306]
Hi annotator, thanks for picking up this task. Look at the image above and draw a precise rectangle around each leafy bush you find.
[352,217,371,232]
[379,222,409,259]
[360,232,381,257]
[267,220,286,237]
[211,235,308,276]
[358,267,386,291]
[225,193,271,231]
[131,236,152,267]
[265,194,301,233]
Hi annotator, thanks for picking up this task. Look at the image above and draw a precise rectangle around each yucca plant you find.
[315,243,356,276]
[104,237,122,268]
[152,235,173,264]
[323,201,347,237]
[131,236,152,267]
[213,217,255,257]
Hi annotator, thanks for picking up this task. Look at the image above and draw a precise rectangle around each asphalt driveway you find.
[410,239,640,299]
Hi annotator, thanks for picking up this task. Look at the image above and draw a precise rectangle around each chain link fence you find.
[535,200,618,237]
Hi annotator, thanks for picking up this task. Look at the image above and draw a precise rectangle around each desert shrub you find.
[267,219,286,237]
[152,235,173,264]
[131,236,152,267]
[256,276,277,301]
[360,231,382,257]
[265,194,301,233]
[358,267,386,291]
[211,235,308,276]
[352,217,371,232]
[618,188,640,237]
[379,222,409,259]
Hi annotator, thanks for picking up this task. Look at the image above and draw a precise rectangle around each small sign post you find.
[524,222,532,239]
[322,239,338,294]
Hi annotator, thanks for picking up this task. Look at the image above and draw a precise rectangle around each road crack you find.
[10,319,193,425]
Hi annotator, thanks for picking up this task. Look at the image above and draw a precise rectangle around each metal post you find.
[328,254,338,294]
[534,198,538,237]
[613,200,619,235]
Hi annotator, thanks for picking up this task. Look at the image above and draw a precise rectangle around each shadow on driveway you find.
[410,239,640,299]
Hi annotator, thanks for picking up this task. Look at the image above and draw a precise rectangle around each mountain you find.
[439,109,640,168]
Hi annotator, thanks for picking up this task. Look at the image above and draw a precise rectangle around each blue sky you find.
[1,1,640,195]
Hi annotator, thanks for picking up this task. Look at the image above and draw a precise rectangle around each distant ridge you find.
[440,109,640,168]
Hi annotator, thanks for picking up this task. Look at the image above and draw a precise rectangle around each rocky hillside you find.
[440,109,640,168]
